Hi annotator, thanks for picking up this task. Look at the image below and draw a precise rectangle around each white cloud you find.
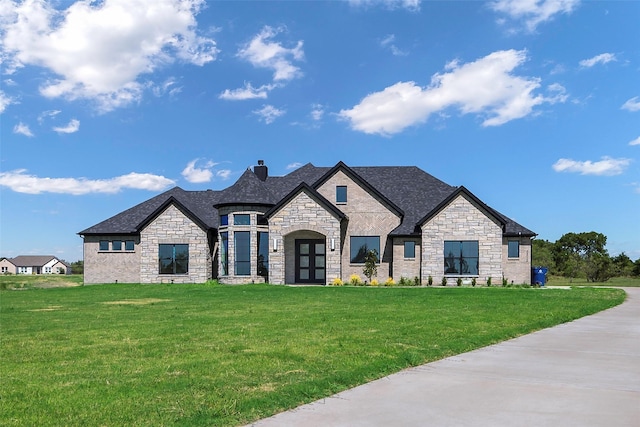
[287,162,303,170]
[13,122,34,137]
[349,0,421,11]
[253,104,285,124]
[37,109,61,123]
[0,169,175,195]
[219,82,276,101]
[181,159,217,183]
[151,78,182,98]
[380,34,408,56]
[216,169,231,180]
[629,136,640,146]
[340,49,565,135]
[0,0,218,112]
[579,53,616,68]
[0,90,15,113]
[310,104,325,121]
[53,119,80,134]
[552,156,631,176]
[237,26,304,82]
[490,0,580,32]
[621,96,640,112]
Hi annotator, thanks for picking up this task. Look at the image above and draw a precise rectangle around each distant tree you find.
[362,249,378,283]
[612,252,634,277]
[554,232,611,282]
[633,258,640,277]
[532,239,556,272]
[71,260,84,275]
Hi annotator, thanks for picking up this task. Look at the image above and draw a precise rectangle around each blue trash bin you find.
[531,267,548,286]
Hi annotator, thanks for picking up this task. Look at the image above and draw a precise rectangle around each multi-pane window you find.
[220,214,228,226]
[99,240,109,251]
[235,231,251,275]
[112,240,122,251]
[336,186,347,203]
[234,214,250,225]
[257,231,269,278]
[220,232,229,276]
[159,244,189,274]
[444,241,479,275]
[125,240,135,251]
[404,241,416,258]
[508,240,520,258]
[350,236,380,263]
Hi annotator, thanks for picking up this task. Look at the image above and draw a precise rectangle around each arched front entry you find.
[285,230,326,285]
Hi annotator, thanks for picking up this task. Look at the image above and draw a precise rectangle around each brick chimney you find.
[254,160,268,181]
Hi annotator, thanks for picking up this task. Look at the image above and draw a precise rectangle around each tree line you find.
[532,231,640,282]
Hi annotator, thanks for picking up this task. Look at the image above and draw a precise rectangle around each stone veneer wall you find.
[315,170,401,282]
[268,191,341,285]
[140,205,211,283]
[217,206,268,285]
[502,236,533,284]
[421,194,503,285]
[83,235,141,284]
[392,238,422,282]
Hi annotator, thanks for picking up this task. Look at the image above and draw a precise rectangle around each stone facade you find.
[83,235,141,284]
[315,170,401,282]
[267,190,342,285]
[392,238,422,282]
[140,205,211,283]
[502,236,533,284]
[421,194,503,285]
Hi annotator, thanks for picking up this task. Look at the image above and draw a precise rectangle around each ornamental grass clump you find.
[384,277,396,287]
[331,278,344,286]
[370,279,379,286]
[349,274,363,286]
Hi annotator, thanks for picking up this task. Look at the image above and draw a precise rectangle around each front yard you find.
[0,283,625,426]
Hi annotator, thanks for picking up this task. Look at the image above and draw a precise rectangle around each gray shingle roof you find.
[214,168,278,207]
[9,255,57,267]
[79,187,219,235]
[79,162,535,238]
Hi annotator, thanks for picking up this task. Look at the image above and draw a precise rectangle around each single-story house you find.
[79,160,535,285]
[1,256,71,275]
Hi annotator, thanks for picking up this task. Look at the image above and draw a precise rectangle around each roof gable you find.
[136,196,209,232]
[417,186,506,230]
[312,161,404,218]
[264,182,346,221]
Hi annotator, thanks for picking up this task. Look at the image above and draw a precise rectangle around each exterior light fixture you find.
[273,238,279,252]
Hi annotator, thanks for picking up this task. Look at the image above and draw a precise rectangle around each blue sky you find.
[1,0,638,263]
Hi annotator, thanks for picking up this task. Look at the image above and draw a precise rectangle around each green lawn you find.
[546,275,640,287]
[0,283,626,426]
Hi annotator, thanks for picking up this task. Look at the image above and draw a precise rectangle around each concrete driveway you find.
[249,288,640,427]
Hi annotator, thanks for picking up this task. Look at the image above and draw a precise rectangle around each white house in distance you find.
[0,256,71,275]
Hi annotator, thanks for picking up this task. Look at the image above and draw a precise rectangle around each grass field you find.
[0,283,626,426]
[546,275,640,287]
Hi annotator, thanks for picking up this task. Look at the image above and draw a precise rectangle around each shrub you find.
[502,276,508,287]
[413,276,421,286]
[370,278,379,286]
[456,277,462,287]
[384,277,396,287]
[441,276,447,286]
[471,277,477,287]
[349,274,363,286]
[362,249,378,283]
[428,275,433,286]
[399,277,410,286]
[331,278,344,286]
[486,277,492,287]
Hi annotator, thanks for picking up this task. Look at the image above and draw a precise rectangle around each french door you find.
[295,239,326,284]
